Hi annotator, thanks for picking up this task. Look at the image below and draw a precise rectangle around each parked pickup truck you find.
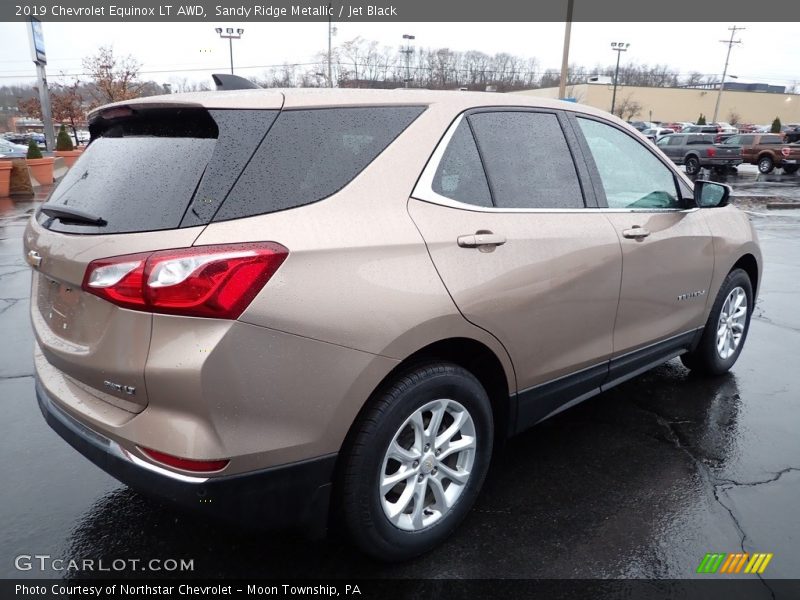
[722,133,800,174]
[656,133,742,175]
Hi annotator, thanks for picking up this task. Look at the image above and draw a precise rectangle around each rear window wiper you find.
[40,203,107,226]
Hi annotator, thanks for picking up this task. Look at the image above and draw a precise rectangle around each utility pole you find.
[558,0,575,100]
[401,34,415,88]
[712,26,744,124]
[327,2,333,87]
[610,42,629,117]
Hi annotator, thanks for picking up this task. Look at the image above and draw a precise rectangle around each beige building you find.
[513,83,800,126]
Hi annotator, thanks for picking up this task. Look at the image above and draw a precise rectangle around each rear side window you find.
[431,120,492,207]
[467,111,583,209]
[214,106,425,221]
[40,108,278,235]
[761,135,783,144]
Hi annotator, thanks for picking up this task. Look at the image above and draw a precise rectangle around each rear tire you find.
[680,269,753,375]
[339,362,493,561]
[685,156,701,176]
[782,165,798,175]
[758,156,774,174]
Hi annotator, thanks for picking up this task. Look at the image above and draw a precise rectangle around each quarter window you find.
[468,111,584,209]
[577,118,681,210]
[431,120,492,207]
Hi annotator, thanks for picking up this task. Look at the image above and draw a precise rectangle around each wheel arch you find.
[328,336,514,531]
[731,253,759,300]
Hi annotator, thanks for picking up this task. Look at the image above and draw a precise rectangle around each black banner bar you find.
[4,579,800,600]
[2,0,800,22]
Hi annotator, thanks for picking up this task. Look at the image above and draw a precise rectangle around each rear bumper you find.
[36,376,336,534]
[701,157,742,166]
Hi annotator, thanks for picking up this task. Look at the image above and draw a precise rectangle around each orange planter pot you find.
[55,149,82,168]
[27,157,55,185]
[0,161,12,197]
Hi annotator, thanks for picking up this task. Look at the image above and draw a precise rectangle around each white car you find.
[642,127,675,142]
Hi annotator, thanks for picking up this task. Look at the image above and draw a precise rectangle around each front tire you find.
[681,269,753,375]
[339,362,493,561]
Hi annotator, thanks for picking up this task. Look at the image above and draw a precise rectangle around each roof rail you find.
[211,74,261,91]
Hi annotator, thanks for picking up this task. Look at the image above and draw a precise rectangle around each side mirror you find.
[694,180,731,208]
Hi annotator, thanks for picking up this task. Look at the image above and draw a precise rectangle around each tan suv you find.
[24,89,761,561]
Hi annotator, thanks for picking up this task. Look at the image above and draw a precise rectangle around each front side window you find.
[668,135,686,146]
[467,111,584,209]
[577,118,681,210]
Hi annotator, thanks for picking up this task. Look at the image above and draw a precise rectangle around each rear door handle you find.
[622,227,651,240]
[457,232,507,249]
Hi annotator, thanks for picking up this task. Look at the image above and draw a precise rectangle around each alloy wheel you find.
[379,399,476,531]
[716,286,747,360]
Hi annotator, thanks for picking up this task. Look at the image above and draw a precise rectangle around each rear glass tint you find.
[213,106,425,221]
[39,108,278,235]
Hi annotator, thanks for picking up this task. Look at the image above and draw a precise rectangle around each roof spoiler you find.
[212,73,261,91]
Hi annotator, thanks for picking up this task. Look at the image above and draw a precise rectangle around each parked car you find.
[656,133,742,174]
[627,120,655,132]
[682,125,720,134]
[642,127,676,142]
[25,89,761,561]
[722,133,800,173]
[0,138,28,158]
[784,125,800,145]
[661,122,684,133]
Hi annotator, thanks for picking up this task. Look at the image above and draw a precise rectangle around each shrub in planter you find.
[55,124,82,167]
[56,125,74,151]
[26,137,54,185]
[27,138,43,159]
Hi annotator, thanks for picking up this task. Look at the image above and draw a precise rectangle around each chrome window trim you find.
[412,112,697,215]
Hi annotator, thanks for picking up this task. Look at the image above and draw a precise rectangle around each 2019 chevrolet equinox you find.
[25,89,761,561]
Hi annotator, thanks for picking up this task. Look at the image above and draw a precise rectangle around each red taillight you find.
[140,447,229,473]
[82,242,288,319]
[706,147,717,157]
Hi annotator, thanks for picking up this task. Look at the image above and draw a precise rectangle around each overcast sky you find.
[0,21,798,89]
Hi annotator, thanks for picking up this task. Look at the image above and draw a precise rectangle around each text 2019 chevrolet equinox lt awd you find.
[25,89,761,561]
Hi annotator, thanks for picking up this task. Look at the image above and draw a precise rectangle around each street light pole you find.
[215,27,244,75]
[712,26,744,124]
[610,42,629,116]
[401,34,415,88]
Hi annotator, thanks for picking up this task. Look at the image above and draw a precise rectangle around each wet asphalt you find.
[0,172,798,586]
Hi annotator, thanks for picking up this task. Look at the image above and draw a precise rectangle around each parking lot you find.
[0,171,798,588]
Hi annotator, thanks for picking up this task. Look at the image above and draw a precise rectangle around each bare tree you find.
[82,46,145,107]
[727,111,741,126]
[614,95,642,120]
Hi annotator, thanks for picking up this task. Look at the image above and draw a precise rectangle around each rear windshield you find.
[39,105,424,233]
[213,106,425,222]
[39,108,278,235]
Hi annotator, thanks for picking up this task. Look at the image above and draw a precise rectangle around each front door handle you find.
[457,232,507,250]
[622,226,651,240]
